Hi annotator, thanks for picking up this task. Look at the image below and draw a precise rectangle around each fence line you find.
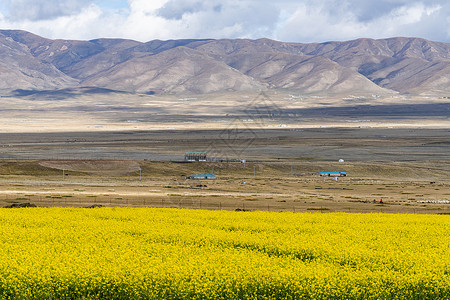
[1,195,446,214]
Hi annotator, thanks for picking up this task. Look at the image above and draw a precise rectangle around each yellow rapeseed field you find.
[0,207,448,299]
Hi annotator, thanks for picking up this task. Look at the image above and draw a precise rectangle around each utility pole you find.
[62,169,65,181]
[139,168,142,181]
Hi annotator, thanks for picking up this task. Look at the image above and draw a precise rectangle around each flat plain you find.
[0,91,448,214]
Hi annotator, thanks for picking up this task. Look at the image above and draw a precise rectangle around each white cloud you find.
[448,15,450,38]
[0,4,116,40]
[276,3,363,43]
[121,0,280,40]
[277,1,449,42]
[0,0,448,42]
[5,0,94,21]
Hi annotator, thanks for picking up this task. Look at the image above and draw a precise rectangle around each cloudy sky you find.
[0,0,448,43]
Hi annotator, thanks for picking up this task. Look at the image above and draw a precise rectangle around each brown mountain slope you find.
[188,37,449,61]
[83,47,265,94]
[224,53,390,94]
[0,30,78,90]
[0,30,448,95]
[0,30,141,80]
[0,30,105,71]
[60,39,142,80]
[189,38,450,94]
[367,58,450,94]
[294,37,450,62]
[290,38,450,94]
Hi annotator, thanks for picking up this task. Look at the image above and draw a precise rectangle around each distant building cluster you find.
[182,174,216,180]
[185,152,207,162]
[319,172,347,177]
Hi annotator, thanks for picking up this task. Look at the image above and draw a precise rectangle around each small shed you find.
[319,172,347,177]
[182,174,216,180]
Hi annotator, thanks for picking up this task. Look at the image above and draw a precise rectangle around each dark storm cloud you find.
[5,0,94,21]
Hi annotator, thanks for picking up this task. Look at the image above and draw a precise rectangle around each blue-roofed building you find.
[182,174,216,179]
[319,172,347,177]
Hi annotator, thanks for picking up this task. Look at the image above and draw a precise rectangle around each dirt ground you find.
[0,160,448,214]
[0,91,449,134]
[0,91,448,213]
[1,127,449,162]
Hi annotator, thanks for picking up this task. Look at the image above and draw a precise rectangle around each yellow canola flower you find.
[0,207,448,299]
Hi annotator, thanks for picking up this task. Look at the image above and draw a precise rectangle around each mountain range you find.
[0,30,449,95]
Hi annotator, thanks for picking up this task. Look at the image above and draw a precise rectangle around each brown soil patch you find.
[39,160,141,176]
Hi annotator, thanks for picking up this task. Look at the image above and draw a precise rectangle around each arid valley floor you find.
[0,91,449,214]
